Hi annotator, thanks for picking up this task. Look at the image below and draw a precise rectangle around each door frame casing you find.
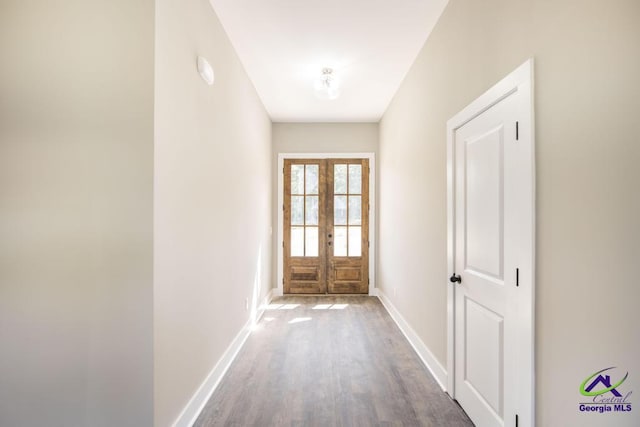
[446,59,535,425]
[277,153,376,296]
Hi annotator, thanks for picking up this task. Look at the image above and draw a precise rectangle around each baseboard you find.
[266,288,275,306]
[377,290,448,392]
[172,289,274,427]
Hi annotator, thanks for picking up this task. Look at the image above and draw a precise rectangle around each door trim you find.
[446,59,535,425]
[277,152,376,296]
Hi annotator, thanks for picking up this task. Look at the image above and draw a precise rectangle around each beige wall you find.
[154,0,272,425]
[273,123,379,154]
[0,1,154,426]
[379,0,640,425]
[271,123,378,290]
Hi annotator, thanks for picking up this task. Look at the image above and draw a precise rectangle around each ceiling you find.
[208,0,449,122]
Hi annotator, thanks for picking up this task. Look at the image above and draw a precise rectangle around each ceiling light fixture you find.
[314,68,340,100]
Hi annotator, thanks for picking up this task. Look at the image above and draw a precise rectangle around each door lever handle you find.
[449,274,461,284]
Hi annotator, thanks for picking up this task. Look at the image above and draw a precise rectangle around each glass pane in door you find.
[306,227,319,257]
[334,196,347,225]
[306,165,319,194]
[334,226,347,257]
[306,196,319,225]
[348,226,362,256]
[291,165,305,195]
[349,164,362,194]
[291,196,304,225]
[334,164,347,194]
[348,196,361,225]
[291,227,304,256]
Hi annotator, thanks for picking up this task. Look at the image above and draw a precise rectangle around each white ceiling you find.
[209,0,449,122]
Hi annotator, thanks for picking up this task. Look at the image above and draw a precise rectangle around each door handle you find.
[328,242,332,246]
[328,234,332,238]
[449,274,461,284]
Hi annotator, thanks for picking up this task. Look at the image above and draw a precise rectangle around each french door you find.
[283,159,369,294]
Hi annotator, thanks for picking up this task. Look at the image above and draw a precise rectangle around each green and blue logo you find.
[579,367,632,414]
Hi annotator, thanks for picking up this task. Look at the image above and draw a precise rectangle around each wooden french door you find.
[284,159,369,294]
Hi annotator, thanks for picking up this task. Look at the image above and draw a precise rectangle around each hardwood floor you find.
[195,296,473,426]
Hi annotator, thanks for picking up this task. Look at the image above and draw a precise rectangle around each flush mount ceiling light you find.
[314,68,341,100]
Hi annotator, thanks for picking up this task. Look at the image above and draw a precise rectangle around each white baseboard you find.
[266,288,275,305]
[172,289,274,427]
[377,290,448,392]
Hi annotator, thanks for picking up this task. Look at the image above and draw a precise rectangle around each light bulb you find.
[314,68,341,100]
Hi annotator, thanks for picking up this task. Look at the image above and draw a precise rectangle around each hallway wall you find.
[271,123,379,292]
[0,2,155,426]
[378,0,640,426]
[154,0,272,425]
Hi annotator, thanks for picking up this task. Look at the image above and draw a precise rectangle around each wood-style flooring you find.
[195,296,473,426]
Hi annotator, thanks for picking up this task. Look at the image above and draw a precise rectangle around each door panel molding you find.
[277,153,376,296]
[447,59,535,427]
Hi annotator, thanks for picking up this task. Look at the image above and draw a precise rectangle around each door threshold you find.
[281,293,370,297]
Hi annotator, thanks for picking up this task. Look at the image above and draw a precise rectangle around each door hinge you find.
[282,241,285,248]
[283,167,285,174]
[515,414,519,427]
[282,277,284,284]
[283,204,285,211]
[516,121,519,141]
[516,268,520,287]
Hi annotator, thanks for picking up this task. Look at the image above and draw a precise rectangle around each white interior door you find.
[448,60,535,427]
